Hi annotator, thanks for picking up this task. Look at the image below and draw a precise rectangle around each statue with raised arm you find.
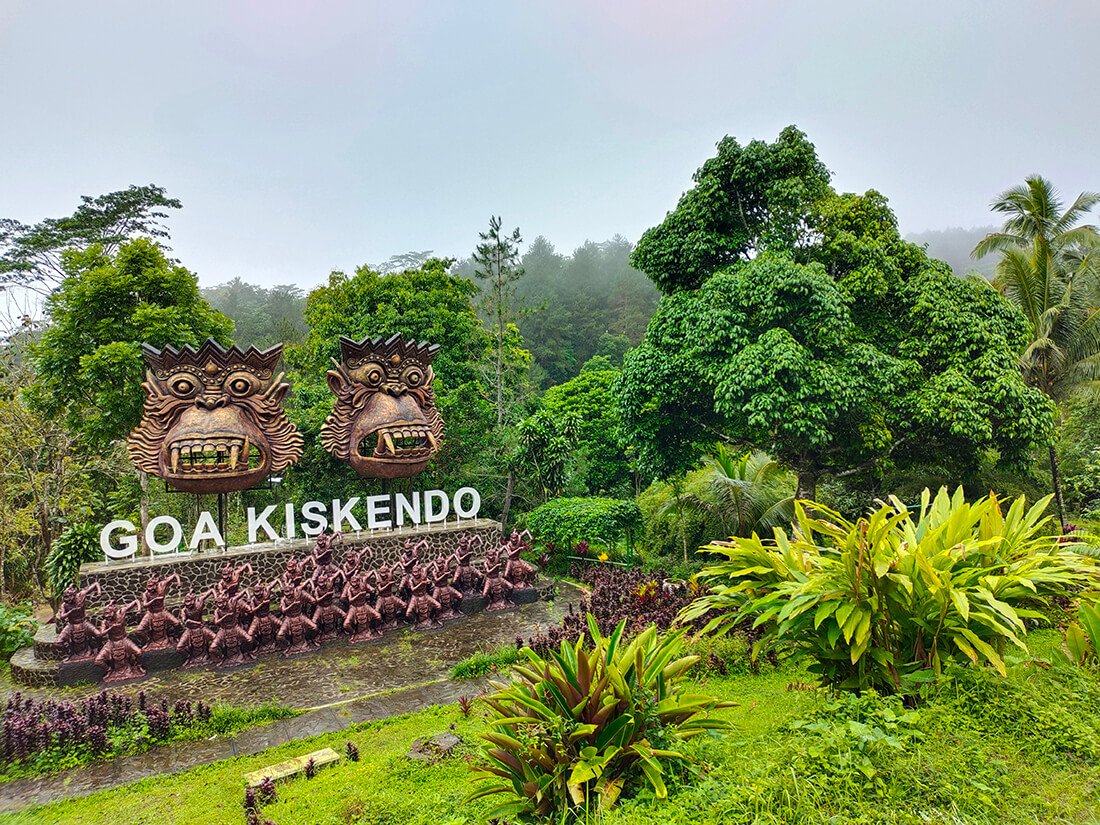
[177,590,215,667]
[57,582,103,661]
[135,573,182,650]
[95,600,146,682]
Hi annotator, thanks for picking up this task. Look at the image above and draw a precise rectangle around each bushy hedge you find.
[525,496,642,551]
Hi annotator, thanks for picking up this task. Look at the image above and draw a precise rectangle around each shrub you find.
[468,616,733,821]
[524,564,715,654]
[46,523,101,601]
[451,646,523,679]
[526,497,643,555]
[0,603,37,660]
[682,487,1098,692]
[1063,597,1100,666]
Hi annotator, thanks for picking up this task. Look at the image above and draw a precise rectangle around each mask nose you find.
[196,394,227,410]
[381,381,404,396]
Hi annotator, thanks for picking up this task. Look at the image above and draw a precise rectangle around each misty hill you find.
[906,226,998,279]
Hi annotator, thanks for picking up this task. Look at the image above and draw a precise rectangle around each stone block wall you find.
[79,519,502,606]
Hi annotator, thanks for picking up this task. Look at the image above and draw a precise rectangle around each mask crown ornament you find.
[128,340,304,493]
[321,334,444,478]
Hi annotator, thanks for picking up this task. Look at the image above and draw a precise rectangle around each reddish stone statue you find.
[451,535,483,593]
[56,582,103,661]
[504,541,537,590]
[431,555,463,620]
[405,565,442,629]
[177,590,215,667]
[246,582,279,656]
[278,582,319,656]
[210,593,254,667]
[309,532,345,588]
[374,565,407,630]
[281,555,306,590]
[95,600,146,682]
[310,568,346,641]
[481,548,514,611]
[135,573,182,650]
[398,539,426,599]
[343,570,383,642]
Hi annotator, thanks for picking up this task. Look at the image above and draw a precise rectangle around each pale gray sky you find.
[1,1,1097,290]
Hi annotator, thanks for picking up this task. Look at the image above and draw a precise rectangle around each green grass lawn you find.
[6,631,1099,825]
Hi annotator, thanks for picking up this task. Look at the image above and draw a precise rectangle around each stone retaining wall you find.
[79,519,502,605]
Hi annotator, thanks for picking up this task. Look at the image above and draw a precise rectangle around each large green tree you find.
[285,259,528,509]
[974,176,1100,530]
[29,239,232,448]
[619,128,1053,500]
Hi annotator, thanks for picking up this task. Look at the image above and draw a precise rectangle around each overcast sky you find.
[1,1,1097,290]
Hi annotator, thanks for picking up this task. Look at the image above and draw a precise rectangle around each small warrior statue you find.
[451,535,483,593]
[210,593,254,667]
[277,582,319,656]
[405,564,442,629]
[245,581,280,656]
[56,581,103,661]
[374,565,407,630]
[310,568,346,641]
[398,539,426,599]
[95,600,146,682]
[480,548,514,611]
[342,569,383,642]
[309,532,345,588]
[342,545,372,581]
[503,538,537,590]
[430,555,463,621]
[176,590,215,667]
[214,563,254,622]
[281,555,307,590]
[135,573,182,650]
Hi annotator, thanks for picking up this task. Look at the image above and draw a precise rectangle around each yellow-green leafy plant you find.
[467,615,733,822]
[681,487,1097,692]
[1064,599,1100,666]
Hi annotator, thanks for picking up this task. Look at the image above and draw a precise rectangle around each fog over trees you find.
[906,226,998,278]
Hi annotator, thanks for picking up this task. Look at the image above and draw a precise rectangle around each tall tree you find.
[472,216,525,425]
[974,176,1100,531]
[0,185,181,301]
[28,238,231,553]
[619,128,1053,500]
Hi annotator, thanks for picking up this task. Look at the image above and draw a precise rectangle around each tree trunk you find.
[500,470,514,530]
[796,467,818,502]
[139,470,151,557]
[1049,443,1069,534]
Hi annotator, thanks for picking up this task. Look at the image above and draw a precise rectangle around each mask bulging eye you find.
[224,372,257,397]
[351,362,386,387]
[170,376,198,397]
[403,367,424,388]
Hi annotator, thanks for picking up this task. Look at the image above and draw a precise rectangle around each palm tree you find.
[974,176,1100,531]
[658,446,795,561]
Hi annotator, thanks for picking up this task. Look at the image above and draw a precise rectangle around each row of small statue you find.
[54,529,537,683]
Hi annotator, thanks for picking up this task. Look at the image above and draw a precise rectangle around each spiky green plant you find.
[681,487,1098,692]
[1064,598,1100,666]
[467,616,733,822]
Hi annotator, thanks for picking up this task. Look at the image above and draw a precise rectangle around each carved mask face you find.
[321,334,444,478]
[128,341,304,493]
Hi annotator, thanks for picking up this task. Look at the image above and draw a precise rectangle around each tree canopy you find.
[618,128,1054,497]
[28,239,232,449]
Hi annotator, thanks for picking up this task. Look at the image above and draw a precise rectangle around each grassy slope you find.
[6,632,1099,825]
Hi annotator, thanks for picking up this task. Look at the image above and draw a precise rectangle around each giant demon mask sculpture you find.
[321,334,443,478]
[128,341,304,493]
